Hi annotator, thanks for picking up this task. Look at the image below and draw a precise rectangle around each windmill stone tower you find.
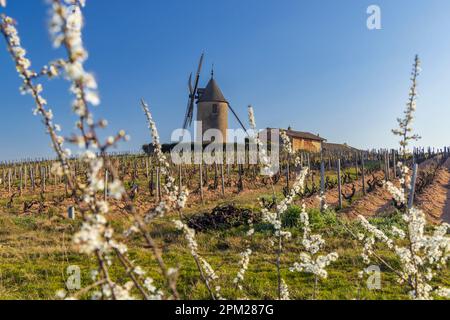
[196,73,229,143]
[183,54,247,144]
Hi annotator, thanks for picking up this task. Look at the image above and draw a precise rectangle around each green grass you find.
[1,203,448,300]
[0,160,447,300]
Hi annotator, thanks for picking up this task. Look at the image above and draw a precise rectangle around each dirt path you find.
[445,183,450,223]
[342,157,450,222]
[343,159,450,223]
[303,171,386,212]
[341,177,396,219]
[416,158,450,223]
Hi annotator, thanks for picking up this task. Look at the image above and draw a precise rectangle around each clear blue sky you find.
[1,0,449,161]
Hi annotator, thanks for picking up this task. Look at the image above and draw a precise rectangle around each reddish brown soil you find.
[342,157,450,222]
[416,158,450,223]
[3,160,450,223]
[302,171,386,212]
[341,177,396,219]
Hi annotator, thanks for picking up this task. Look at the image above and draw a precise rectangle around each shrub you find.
[307,208,338,229]
[282,206,302,228]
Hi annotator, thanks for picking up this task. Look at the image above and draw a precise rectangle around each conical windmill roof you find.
[198,78,228,103]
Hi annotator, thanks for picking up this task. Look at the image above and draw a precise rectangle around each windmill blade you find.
[183,73,194,129]
[227,103,249,135]
[185,99,195,128]
[196,53,204,78]
[188,73,193,95]
[192,53,204,97]
[183,53,205,129]
[182,97,194,129]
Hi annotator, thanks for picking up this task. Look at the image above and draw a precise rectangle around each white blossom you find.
[280,279,290,300]
[291,203,339,281]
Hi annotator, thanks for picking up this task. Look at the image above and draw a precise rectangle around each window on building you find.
[212,104,218,114]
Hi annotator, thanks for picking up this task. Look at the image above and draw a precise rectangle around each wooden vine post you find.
[156,167,160,202]
[199,163,204,204]
[104,170,109,201]
[361,153,366,196]
[8,168,11,195]
[337,159,342,209]
[320,160,325,211]
[286,154,291,193]
[220,163,225,197]
[408,164,418,209]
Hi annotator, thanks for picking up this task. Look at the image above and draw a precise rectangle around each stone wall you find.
[292,138,322,153]
[196,101,228,143]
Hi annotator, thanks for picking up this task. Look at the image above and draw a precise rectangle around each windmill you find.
[182,54,248,142]
[182,53,204,130]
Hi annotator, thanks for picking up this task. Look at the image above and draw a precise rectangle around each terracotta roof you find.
[323,142,360,153]
[285,130,326,142]
[260,128,326,142]
[198,78,228,103]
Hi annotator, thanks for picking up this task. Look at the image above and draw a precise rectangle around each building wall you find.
[292,138,322,153]
[196,101,228,143]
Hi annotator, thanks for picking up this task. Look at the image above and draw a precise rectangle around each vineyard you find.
[1,148,449,218]
[0,1,449,301]
[0,146,449,299]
